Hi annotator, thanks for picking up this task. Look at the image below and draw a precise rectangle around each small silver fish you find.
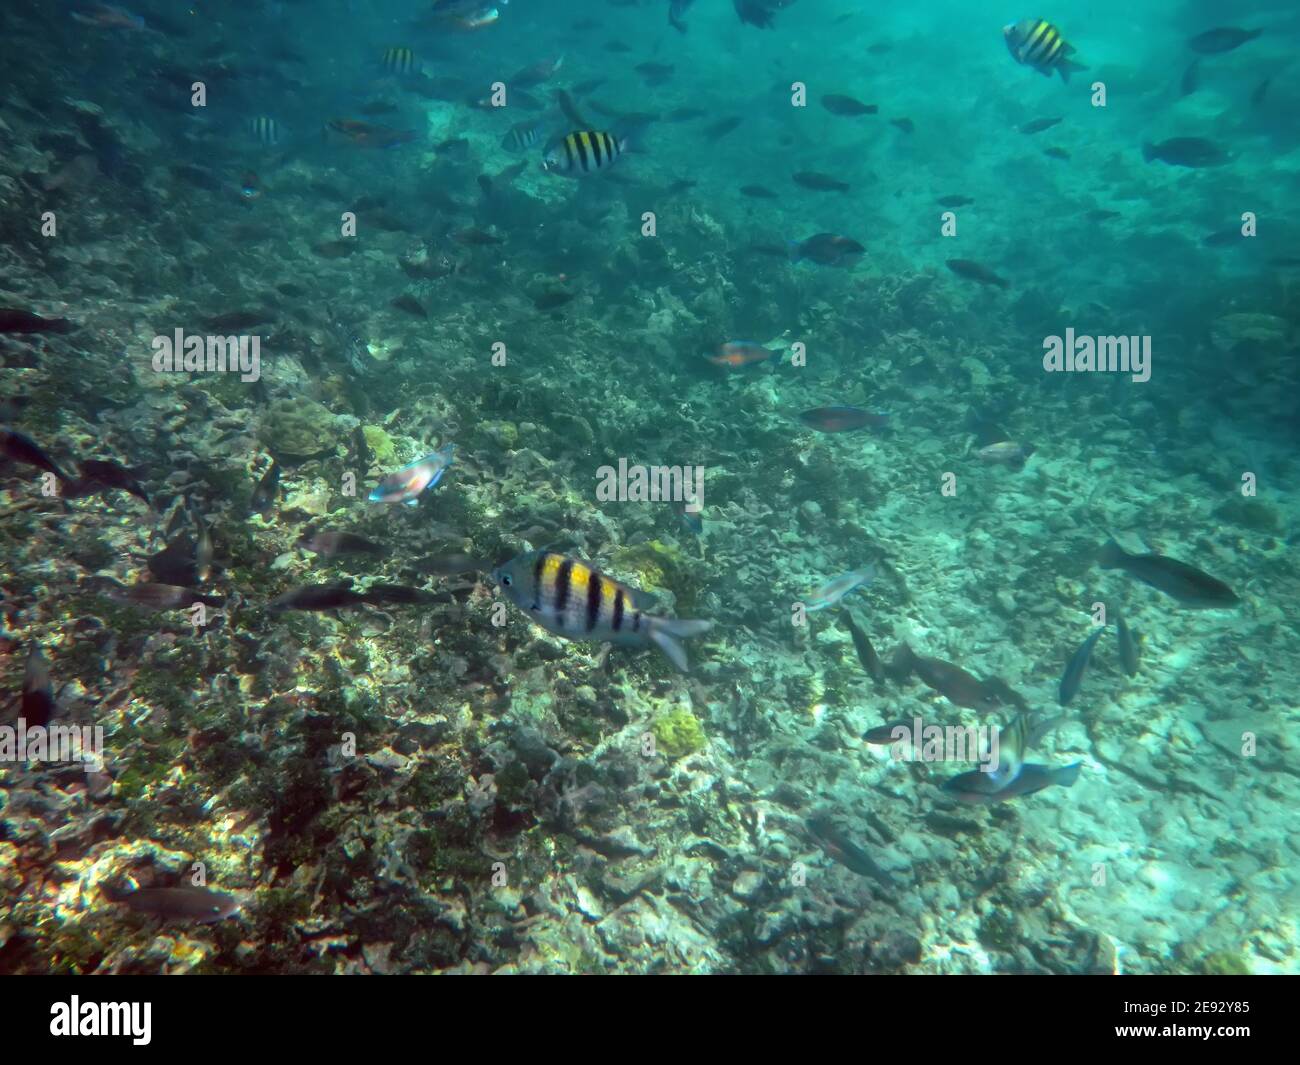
[803,566,875,612]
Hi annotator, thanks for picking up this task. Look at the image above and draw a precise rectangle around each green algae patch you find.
[362,424,396,466]
[652,707,706,759]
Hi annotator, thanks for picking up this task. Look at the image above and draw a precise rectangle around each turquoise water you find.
[0,0,1296,974]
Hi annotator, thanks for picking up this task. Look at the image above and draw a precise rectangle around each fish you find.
[740,185,778,198]
[103,583,223,611]
[296,529,388,559]
[1019,117,1062,134]
[669,0,695,33]
[821,94,877,116]
[190,504,213,585]
[502,119,549,152]
[893,644,1003,712]
[1187,27,1262,55]
[382,46,419,75]
[415,552,489,575]
[793,171,850,193]
[842,611,884,684]
[360,584,439,607]
[103,883,241,923]
[946,259,1010,289]
[672,498,703,535]
[805,815,892,885]
[491,551,712,672]
[0,308,75,334]
[71,3,146,30]
[327,119,418,150]
[541,131,626,176]
[862,720,911,745]
[1097,539,1238,608]
[533,290,576,311]
[1251,77,1272,107]
[890,118,915,134]
[1142,137,1228,168]
[451,227,502,246]
[64,459,150,507]
[1059,627,1105,706]
[703,116,743,138]
[1003,18,1086,82]
[22,645,56,729]
[634,62,675,85]
[804,568,876,613]
[976,441,1034,470]
[788,233,864,267]
[1115,613,1141,677]
[1087,209,1120,222]
[943,762,1082,804]
[147,532,203,586]
[369,443,455,506]
[1180,59,1200,97]
[510,56,564,89]
[267,582,369,613]
[1043,146,1070,161]
[938,195,975,207]
[1203,227,1249,248]
[0,429,71,481]
[706,341,777,369]
[798,406,889,432]
[250,460,280,517]
[247,115,281,146]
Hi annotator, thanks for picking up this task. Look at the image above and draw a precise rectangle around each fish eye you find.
[501,574,511,585]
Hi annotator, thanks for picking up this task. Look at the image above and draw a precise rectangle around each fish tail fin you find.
[1053,762,1083,788]
[1058,58,1087,83]
[1097,538,1127,569]
[647,618,712,672]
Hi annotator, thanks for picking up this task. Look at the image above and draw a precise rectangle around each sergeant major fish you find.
[1003,18,1086,82]
[542,131,627,175]
[492,551,712,671]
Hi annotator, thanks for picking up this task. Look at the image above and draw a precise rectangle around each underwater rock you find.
[259,397,343,460]
[1210,312,1289,353]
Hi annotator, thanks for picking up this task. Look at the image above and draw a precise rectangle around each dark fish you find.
[862,720,911,745]
[296,529,388,558]
[890,117,914,134]
[534,290,576,311]
[821,94,877,116]
[789,233,865,267]
[806,815,892,885]
[734,0,795,30]
[250,460,280,517]
[1098,539,1238,608]
[104,583,223,611]
[894,644,1002,712]
[1087,209,1120,222]
[669,0,694,33]
[1003,18,1086,82]
[147,532,202,586]
[104,883,240,923]
[1043,146,1070,161]
[937,195,974,207]
[1188,27,1262,55]
[1115,613,1141,677]
[202,309,268,331]
[1058,627,1105,706]
[1142,137,1228,168]
[672,497,703,535]
[605,40,633,54]
[1203,226,1248,248]
[451,227,502,246]
[351,427,372,470]
[392,294,427,318]
[554,89,592,130]
[509,56,564,89]
[22,644,56,728]
[1019,117,1062,134]
[1180,59,1200,97]
[0,308,75,334]
[359,99,399,116]
[946,259,1010,289]
[703,116,743,138]
[634,61,675,85]
[794,171,850,193]
[842,611,884,684]
[740,184,778,199]
[798,406,889,433]
[1251,77,1271,107]
[65,459,150,507]
[361,583,438,606]
[267,582,369,612]
[0,429,71,482]
[943,762,1081,804]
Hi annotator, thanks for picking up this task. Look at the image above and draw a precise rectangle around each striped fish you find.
[502,119,547,153]
[382,46,417,75]
[541,130,624,175]
[1002,19,1084,82]
[492,551,712,671]
[248,115,281,145]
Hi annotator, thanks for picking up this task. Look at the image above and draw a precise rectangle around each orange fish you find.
[706,341,776,368]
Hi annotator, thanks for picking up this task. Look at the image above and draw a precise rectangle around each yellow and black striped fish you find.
[492,551,712,671]
[248,115,281,145]
[541,130,624,175]
[382,46,417,75]
[1002,19,1085,83]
